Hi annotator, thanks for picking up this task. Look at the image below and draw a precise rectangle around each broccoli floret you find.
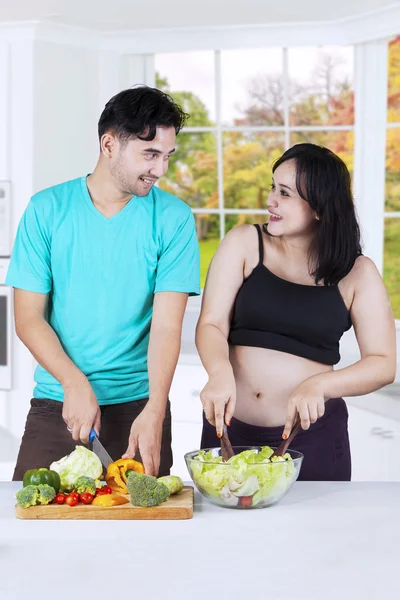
[73,476,96,495]
[37,484,56,505]
[127,472,170,507]
[15,485,39,508]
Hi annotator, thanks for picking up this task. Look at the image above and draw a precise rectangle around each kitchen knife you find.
[89,428,114,469]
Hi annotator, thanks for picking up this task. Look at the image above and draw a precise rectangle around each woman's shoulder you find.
[347,255,380,280]
[216,224,265,270]
[342,255,382,293]
[221,223,262,250]
[225,223,258,239]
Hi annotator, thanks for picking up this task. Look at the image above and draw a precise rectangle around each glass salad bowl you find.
[184,446,303,509]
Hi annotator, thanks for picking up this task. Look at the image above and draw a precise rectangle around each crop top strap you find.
[254,224,264,265]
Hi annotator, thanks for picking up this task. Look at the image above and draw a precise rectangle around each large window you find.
[385,36,400,319]
[155,47,354,288]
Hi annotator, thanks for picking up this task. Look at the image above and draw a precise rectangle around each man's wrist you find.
[61,369,88,390]
[145,397,168,419]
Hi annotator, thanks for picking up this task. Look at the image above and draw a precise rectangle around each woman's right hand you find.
[62,374,101,444]
[200,366,236,437]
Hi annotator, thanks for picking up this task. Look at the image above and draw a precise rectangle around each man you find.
[7,85,200,479]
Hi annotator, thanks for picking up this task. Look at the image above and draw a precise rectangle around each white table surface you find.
[0,481,399,599]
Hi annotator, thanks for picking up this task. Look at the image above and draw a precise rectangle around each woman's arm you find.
[196,226,251,435]
[316,256,396,395]
[283,257,396,436]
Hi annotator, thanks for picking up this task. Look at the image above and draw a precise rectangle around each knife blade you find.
[89,429,114,468]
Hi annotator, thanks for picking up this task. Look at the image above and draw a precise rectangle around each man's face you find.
[106,126,176,197]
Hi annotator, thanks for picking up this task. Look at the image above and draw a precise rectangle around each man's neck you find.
[86,168,133,218]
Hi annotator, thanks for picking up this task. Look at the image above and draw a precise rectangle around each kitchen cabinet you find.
[170,421,202,477]
[169,363,207,424]
[169,364,207,477]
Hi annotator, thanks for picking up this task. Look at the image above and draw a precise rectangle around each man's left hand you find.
[122,406,164,476]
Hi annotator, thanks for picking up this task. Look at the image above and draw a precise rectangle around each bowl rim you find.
[184,446,304,465]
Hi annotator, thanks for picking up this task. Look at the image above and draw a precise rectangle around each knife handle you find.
[89,428,97,443]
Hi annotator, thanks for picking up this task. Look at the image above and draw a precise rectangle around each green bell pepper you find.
[23,468,61,494]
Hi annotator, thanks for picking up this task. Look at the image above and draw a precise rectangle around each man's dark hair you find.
[98,85,189,143]
[268,143,362,286]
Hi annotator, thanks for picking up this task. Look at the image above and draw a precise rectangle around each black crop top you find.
[228,224,352,365]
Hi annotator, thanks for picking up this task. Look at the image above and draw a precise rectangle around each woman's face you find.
[266,159,319,239]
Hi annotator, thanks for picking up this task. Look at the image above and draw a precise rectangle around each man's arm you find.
[14,288,101,442]
[123,292,188,475]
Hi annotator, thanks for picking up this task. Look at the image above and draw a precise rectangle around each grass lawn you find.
[199,237,220,289]
[384,219,400,319]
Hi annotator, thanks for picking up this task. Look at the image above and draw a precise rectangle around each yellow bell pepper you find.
[92,493,129,507]
[105,458,145,494]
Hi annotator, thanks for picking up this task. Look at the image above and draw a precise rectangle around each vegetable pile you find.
[15,445,185,510]
[190,446,296,507]
[50,446,102,490]
[126,473,184,507]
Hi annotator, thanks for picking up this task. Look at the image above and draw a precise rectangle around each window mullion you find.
[215,49,225,240]
[283,47,290,149]
[353,40,388,274]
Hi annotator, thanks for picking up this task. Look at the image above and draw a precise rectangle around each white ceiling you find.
[1,0,399,32]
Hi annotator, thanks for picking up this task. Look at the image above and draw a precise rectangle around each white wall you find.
[33,41,99,190]
[0,35,150,468]
[0,39,36,449]
[0,38,101,459]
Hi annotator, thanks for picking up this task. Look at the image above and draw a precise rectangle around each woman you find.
[196,143,396,481]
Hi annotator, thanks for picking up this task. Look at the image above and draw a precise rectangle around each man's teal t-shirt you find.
[6,176,200,404]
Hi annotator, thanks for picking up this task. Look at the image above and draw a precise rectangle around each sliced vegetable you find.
[15,485,39,508]
[23,468,61,494]
[37,484,56,505]
[95,485,112,497]
[191,446,296,507]
[50,446,102,491]
[105,459,145,494]
[157,476,184,495]
[74,476,96,495]
[15,484,56,508]
[127,472,169,507]
[239,495,253,507]
[92,493,129,507]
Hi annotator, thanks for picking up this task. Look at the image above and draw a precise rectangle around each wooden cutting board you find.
[15,486,194,520]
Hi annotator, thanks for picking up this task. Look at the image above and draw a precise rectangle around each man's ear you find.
[100,133,116,158]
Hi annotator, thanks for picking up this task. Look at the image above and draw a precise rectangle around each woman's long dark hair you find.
[267,143,362,286]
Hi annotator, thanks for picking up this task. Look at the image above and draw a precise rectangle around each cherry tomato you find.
[65,493,79,507]
[96,485,112,497]
[239,495,253,507]
[80,493,94,505]
[55,493,65,505]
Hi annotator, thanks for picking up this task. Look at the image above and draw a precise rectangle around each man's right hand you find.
[62,375,101,444]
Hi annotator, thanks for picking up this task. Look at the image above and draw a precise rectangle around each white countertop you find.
[0,481,399,599]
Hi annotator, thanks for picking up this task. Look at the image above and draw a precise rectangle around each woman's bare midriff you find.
[229,345,333,427]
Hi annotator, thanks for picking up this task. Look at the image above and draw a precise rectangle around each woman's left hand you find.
[283,377,326,439]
